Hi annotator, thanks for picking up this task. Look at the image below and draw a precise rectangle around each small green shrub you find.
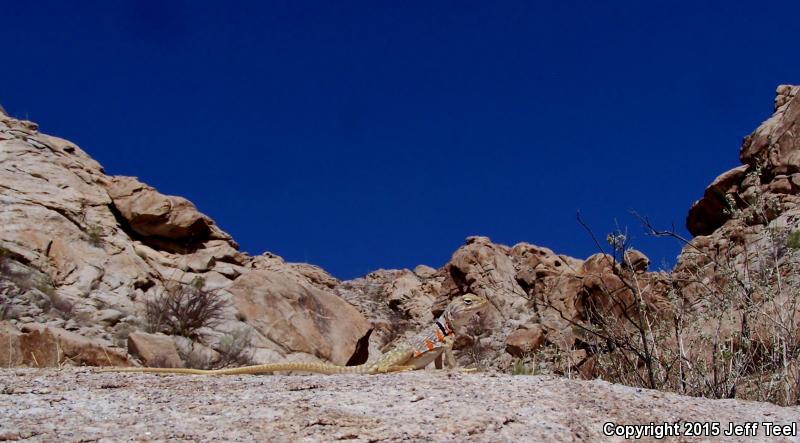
[511,358,537,376]
[787,229,800,249]
[86,225,103,247]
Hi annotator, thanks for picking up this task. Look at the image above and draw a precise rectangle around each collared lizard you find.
[99,293,488,375]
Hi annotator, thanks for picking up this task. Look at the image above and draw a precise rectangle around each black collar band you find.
[436,318,452,336]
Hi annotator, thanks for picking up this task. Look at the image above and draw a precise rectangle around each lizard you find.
[98,293,488,375]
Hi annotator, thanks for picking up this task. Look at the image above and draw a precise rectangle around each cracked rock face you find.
[0,111,370,368]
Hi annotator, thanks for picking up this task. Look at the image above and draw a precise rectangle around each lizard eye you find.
[463,298,472,305]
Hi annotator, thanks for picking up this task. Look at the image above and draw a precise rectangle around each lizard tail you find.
[97,361,369,375]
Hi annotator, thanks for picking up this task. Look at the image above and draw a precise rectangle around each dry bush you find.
[176,328,254,370]
[545,202,800,406]
[667,227,800,405]
[213,328,254,368]
[145,277,227,339]
[177,341,215,370]
[510,347,575,377]
[0,298,10,321]
[146,355,176,369]
[0,251,58,320]
[0,252,55,298]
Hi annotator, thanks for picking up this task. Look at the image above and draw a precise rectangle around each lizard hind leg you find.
[368,348,414,374]
[384,365,416,373]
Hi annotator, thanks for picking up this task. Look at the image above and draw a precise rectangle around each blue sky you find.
[2,1,799,279]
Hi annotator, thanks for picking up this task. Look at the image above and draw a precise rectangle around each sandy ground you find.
[0,368,798,442]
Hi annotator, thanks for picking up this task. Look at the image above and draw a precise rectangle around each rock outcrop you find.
[0,111,370,369]
[1,85,798,406]
[687,85,800,237]
[340,234,666,373]
[679,86,800,318]
[334,85,800,404]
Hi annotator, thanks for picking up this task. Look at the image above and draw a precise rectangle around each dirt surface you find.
[0,368,798,442]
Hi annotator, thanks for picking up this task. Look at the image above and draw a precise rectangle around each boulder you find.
[228,268,371,365]
[412,264,437,278]
[127,332,184,368]
[686,165,748,236]
[622,249,650,273]
[105,176,226,241]
[290,263,340,290]
[505,325,545,357]
[0,322,131,367]
[740,85,800,174]
[0,322,24,366]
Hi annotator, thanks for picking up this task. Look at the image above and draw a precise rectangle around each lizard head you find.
[445,293,488,330]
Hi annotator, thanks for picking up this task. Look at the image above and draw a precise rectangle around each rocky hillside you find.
[0,109,369,369]
[1,86,798,405]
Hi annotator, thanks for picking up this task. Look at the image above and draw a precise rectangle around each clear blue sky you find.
[2,1,798,279]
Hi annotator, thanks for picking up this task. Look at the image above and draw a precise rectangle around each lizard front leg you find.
[444,337,477,373]
[444,341,457,369]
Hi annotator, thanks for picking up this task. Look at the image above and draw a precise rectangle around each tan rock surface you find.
[0,368,797,442]
[0,322,131,367]
[505,325,546,357]
[228,266,371,365]
[740,85,800,174]
[127,332,184,368]
[105,176,237,245]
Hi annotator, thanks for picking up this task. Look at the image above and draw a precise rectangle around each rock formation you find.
[679,86,800,328]
[0,112,370,368]
[687,85,800,237]
[1,86,798,405]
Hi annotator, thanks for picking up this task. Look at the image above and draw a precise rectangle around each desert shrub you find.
[146,355,176,369]
[0,252,57,321]
[86,225,103,247]
[145,277,227,339]
[511,356,538,376]
[0,298,10,321]
[0,253,54,296]
[787,229,800,249]
[174,328,254,370]
[213,328,254,368]
[181,349,212,370]
[539,206,800,406]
